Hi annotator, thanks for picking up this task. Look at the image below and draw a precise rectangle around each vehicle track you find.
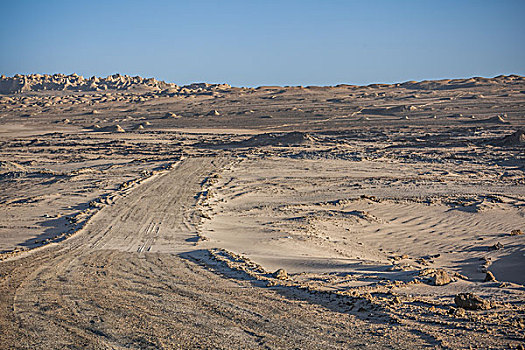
[0,156,415,349]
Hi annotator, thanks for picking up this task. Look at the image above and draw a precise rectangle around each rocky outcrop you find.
[2,73,522,95]
[0,73,179,94]
[0,74,233,95]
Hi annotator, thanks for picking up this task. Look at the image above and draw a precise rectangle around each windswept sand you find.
[0,74,524,349]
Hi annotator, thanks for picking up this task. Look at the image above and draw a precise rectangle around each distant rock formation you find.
[0,73,232,95]
[1,73,523,95]
[0,73,176,94]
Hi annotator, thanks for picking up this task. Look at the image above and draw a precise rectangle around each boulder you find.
[272,269,288,280]
[488,242,504,251]
[432,269,452,286]
[484,271,497,282]
[454,293,491,310]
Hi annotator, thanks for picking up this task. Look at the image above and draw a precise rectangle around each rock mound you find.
[238,132,316,147]
[272,269,288,280]
[164,112,180,118]
[454,293,491,310]
[465,114,510,125]
[485,115,509,124]
[96,125,125,133]
[493,129,525,146]
[0,161,27,173]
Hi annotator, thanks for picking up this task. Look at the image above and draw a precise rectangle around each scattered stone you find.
[452,272,469,281]
[266,280,277,287]
[391,296,401,305]
[199,211,211,219]
[510,229,523,236]
[387,265,402,271]
[432,269,452,286]
[62,118,70,124]
[448,307,466,317]
[164,112,180,118]
[91,110,99,114]
[488,242,504,251]
[272,269,288,280]
[484,271,497,282]
[208,110,220,116]
[454,293,491,310]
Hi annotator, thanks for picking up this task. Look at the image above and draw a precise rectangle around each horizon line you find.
[1,71,524,89]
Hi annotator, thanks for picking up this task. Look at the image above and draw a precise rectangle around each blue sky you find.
[1,0,524,86]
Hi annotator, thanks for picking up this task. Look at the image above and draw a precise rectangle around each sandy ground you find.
[0,74,524,349]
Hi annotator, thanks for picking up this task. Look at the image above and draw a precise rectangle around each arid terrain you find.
[0,73,524,349]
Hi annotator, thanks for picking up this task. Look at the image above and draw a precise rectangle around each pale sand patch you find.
[199,157,525,303]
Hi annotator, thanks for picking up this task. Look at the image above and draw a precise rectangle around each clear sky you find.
[1,0,524,86]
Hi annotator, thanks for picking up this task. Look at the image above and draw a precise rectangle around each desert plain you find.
[0,73,524,349]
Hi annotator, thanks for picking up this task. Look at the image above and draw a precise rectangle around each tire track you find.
[0,156,457,349]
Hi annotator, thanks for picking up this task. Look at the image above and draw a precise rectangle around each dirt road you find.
[0,157,410,349]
